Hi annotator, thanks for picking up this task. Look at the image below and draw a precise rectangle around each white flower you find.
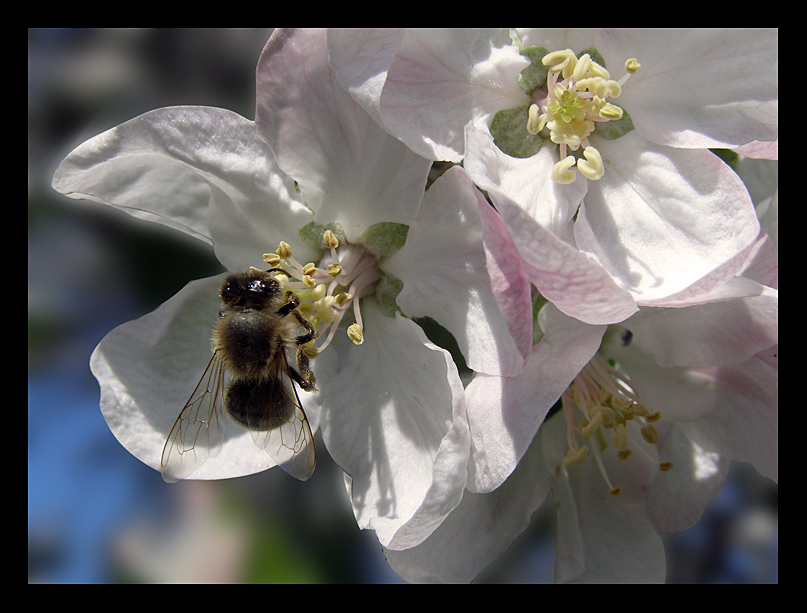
[51,28,523,550]
[381,200,778,583]
[330,28,778,324]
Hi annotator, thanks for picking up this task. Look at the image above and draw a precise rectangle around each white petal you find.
[52,106,314,266]
[92,275,277,481]
[379,28,530,162]
[256,28,431,241]
[577,132,761,302]
[540,415,667,583]
[328,28,406,127]
[384,427,553,583]
[618,288,778,368]
[382,166,526,376]
[464,120,584,244]
[315,299,470,549]
[597,28,778,149]
[466,305,605,493]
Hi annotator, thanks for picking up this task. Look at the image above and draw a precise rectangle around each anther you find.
[347,323,364,345]
[276,241,293,259]
[323,230,339,250]
[527,104,546,135]
[552,156,578,184]
[263,253,281,266]
[640,424,659,445]
[563,445,590,467]
[577,147,605,181]
[327,263,343,277]
[624,58,641,74]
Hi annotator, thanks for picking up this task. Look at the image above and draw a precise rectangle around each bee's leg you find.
[286,302,317,346]
[290,349,317,392]
[276,290,301,318]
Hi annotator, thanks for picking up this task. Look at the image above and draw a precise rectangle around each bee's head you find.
[220,270,281,310]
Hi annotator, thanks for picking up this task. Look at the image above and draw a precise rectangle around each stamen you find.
[529,49,638,183]
[559,353,673,495]
[266,233,380,355]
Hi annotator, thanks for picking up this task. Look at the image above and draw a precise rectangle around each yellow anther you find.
[571,53,593,81]
[302,274,316,288]
[577,147,605,181]
[347,323,364,345]
[311,283,327,301]
[323,230,339,249]
[527,104,546,135]
[645,411,662,423]
[542,49,577,75]
[609,487,622,496]
[271,272,289,284]
[617,449,632,461]
[563,445,590,467]
[625,58,641,74]
[327,263,343,277]
[263,253,281,266]
[552,156,578,184]
[581,412,604,438]
[276,241,293,259]
[248,266,263,275]
[334,292,352,306]
[599,102,624,120]
[659,462,674,472]
[303,346,319,359]
[641,424,659,445]
[302,262,317,276]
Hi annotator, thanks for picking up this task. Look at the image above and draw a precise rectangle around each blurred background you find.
[28,28,778,584]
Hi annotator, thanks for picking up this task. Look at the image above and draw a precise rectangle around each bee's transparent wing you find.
[250,361,316,482]
[161,350,227,483]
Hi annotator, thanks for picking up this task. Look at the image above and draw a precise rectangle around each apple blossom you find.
[381,164,778,582]
[385,278,777,583]
[330,28,777,324]
[51,28,527,551]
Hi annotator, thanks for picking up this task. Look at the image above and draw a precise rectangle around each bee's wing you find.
[250,359,316,482]
[160,350,227,483]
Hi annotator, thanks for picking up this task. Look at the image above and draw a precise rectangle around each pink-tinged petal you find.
[597,28,778,149]
[735,139,779,160]
[384,430,552,583]
[380,28,530,162]
[314,299,469,550]
[577,133,760,302]
[466,305,605,493]
[477,191,533,366]
[255,28,431,241]
[463,121,636,324]
[382,166,527,377]
[92,275,278,481]
[496,196,638,325]
[51,106,313,265]
[619,287,778,369]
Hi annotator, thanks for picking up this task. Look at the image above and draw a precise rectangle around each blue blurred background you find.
[28,28,777,584]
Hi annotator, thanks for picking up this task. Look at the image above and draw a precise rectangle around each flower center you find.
[560,353,672,496]
[528,49,640,184]
[262,230,380,355]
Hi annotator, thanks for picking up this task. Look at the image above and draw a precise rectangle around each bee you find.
[161,268,317,483]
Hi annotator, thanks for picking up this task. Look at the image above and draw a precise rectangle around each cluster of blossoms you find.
[53,28,777,582]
